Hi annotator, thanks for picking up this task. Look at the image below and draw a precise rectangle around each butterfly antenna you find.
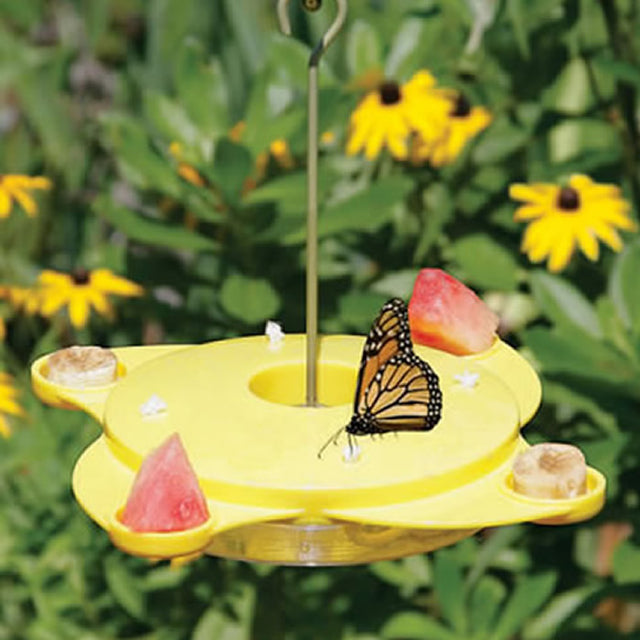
[317,425,346,459]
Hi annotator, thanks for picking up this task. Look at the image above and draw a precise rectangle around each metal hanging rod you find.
[277,0,348,406]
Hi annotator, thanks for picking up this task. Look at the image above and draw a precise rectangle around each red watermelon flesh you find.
[408,269,499,355]
[121,433,210,532]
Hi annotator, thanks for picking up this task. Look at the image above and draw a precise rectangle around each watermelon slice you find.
[121,433,210,533]
[408,269,499,355]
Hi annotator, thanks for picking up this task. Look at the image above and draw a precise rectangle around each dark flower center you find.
[451,93,471,117]
[72,268,90,285]
[379,81,402,106]
[557,186,580,211]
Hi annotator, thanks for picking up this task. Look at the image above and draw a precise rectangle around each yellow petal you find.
[39,287,69,316]
[513,204,546,221]
[546,225,576,272]
[68,293,91,328]
[86,288,112,317]
[28,176,52,190]
[0,415,11,438]
[576,227,600,261]
[38,270,74,288]
[0,395,25,417]
[364,125,387,160]
[509,183,557,205]
[90,269,143,296]
[0,189,11,218]
[590,220,624,252]
[9,187,38,217]
[521,218,555,262]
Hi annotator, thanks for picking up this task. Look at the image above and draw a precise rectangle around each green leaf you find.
[466,526,523,590]
[15,68,86,188]
[414,182,454,262]
[144,90,200,148]
[174,39,230,137]
[545,57,594,115]
[433,549,467,635]
[472,117,529,164]
[99,112,182,196]
[371,270,417,301]
[506,0,531,59]
[284,176,413,243]
[469,575,507,635]
[530,271,602,338]
[94,195,218,252]
[220,274,280,324]
[609,238,640,334]
[103,555,146,621]
[612,540,640,585]
[243,164,334,217]
[548,119,621,164]
[146,0,198,88]
[223,0,266,75]
[338,291,389,332]
[492,573,557,640]
[346,20,383,78]
[208,139,254,206]
[523,327,636,386]
[450,234,520,291]
[384,18,426,77]
[192,607,246,640]
[381,611,459,640]
[523,586,599,640]
[593,54,640,90]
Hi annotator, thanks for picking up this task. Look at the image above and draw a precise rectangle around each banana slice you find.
[46,346,118,388]
[512,443,587,499]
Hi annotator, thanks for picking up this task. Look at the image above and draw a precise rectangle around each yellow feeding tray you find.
[31,335,605,565]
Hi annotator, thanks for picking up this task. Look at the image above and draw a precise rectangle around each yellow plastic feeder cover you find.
[31,334,605,565]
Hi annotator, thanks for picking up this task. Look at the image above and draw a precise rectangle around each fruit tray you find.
[31,335,605,565]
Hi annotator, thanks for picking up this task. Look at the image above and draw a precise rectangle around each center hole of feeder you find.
[249,363,356,407]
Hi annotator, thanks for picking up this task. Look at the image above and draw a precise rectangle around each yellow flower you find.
[38,268,143,328]
[412,93,492,167]
[346,70,451,161]
[0,373,25,438]
[0,285,41,315]
[268,139,294,169]
[510,174,637,272]
[168,142,205,187]
[0,317,5,342]
[0,174,52,218]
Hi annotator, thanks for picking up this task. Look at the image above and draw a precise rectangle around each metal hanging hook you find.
[277,0,348,66]
[277,0,348,407]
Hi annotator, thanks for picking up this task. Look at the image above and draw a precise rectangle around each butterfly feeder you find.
[31,0,605,566]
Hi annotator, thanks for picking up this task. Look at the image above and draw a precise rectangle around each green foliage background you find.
[1,0,640,638]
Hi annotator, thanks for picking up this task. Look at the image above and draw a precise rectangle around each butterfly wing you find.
[353,298,411,411]
[348,298,442,436]
[359,353,442,433]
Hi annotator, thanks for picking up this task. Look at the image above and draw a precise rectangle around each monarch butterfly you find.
[318,298,442,458]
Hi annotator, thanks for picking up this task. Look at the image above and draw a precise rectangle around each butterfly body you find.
[318,298,442,457]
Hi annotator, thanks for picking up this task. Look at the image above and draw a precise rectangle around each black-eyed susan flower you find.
[0,373,24,438]
[0,174,52,218]
[510,174,637,272]
[38,268,143,329]
[411,93,491,167]
[346,70,451,161]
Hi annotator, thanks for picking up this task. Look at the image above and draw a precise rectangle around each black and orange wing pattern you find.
[347,298,442,436]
